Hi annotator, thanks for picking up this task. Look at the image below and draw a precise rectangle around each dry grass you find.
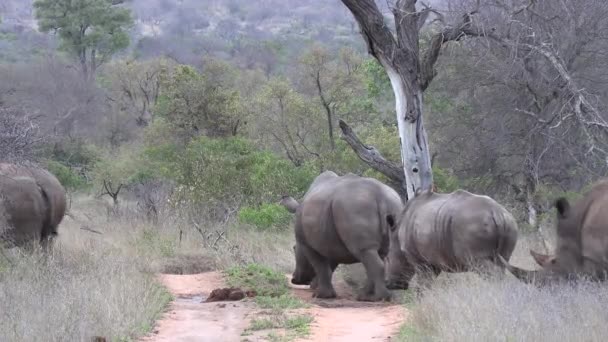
[399,234,608,342]
[0,194,297,342]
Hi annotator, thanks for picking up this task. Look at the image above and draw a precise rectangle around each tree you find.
[103,58,174,127]
[34,0,133,80]
[340,0,489,198]
[300,45,365,150]
[157,61,243,140]
[0,106,43,163]
[251,77,324,166]
[429,0,608,230]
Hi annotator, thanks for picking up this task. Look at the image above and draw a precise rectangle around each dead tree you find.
[340,0,490,198]
[100,180,123,206]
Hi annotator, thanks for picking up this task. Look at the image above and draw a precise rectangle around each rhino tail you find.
[36,182,55,243]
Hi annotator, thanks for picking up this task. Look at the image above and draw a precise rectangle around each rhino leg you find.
[300,244,336,299]
[310,262,338,290]
[356,249,391,302]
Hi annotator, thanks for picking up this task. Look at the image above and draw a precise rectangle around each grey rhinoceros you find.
[0,163,67,250]
[281,171,403,301]
[500,180,608,285]
[386,189,519,289]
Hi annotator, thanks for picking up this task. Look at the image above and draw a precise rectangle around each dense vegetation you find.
[2,0,608,341]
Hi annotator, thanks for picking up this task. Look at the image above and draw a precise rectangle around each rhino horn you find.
[497,255,538,284]
[279,196,299,214]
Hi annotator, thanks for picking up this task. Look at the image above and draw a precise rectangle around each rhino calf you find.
[386,189,519,289]
[284,171,403,302]
[501,179,608,284]
[0,163,66,250]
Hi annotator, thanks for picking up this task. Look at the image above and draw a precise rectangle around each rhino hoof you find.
[313,288,337,299]
[357,290,392,302]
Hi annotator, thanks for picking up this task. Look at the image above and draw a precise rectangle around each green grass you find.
[255,294,308,311]
[226,264,312,341]
[225,263,289,297]
[246,315,312,333]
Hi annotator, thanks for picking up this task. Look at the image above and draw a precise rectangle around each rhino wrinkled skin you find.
[386,189,519,289]
[501,179,608,284]
[282,171,403,302]
[0,163,67,250]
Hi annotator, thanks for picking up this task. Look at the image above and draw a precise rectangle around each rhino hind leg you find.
[300,245,336,299]
[310,262,338,290]
[356,249,391,302]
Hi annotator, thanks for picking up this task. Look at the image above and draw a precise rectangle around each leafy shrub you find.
[161,136,316,207]
[45,160,89,192]
[432,166,460,193]
[238,204,292,230]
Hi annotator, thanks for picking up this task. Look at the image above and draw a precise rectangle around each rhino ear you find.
[386,214,397,232]
[555,197,570,219]
[530,250,556,267]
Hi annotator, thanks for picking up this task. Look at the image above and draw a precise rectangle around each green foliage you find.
[45,160,89,192]
[432,166,460,193]
[90,145,149,192]
[44,140,101,169]
[34,0,133,77]
[255,294,306,311]
[225,263,289,297]
[361,58,391,99]
[157,61,243,138]
[161,136,315,206]
[238,204,292,230]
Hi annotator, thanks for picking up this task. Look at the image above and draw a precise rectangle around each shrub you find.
[163,136,315,207]
[238,203,292,230]
[45,160,89,192]
[432,166,459,193]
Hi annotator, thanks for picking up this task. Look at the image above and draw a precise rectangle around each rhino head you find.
[385,213,415,290]
[279,196,300,214]
[500,198,585,285]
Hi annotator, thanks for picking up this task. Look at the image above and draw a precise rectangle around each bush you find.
[45,160,89,192]
[161,136,316,207]
[238,203,292,230]
[432,166,459,193]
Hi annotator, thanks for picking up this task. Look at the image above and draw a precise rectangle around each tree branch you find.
[340,0,398,65]
[419,2,489,90]
[338,119,405,191]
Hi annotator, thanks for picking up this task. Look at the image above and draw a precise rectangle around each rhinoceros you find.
[282,171,403,301]
[500,180,608,285]
[0,163,66,250]
[386,189,519,289]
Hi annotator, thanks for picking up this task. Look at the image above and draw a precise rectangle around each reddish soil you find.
[140,272,407,342]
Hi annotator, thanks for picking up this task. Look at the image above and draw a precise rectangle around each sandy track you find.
[140,272,407,342]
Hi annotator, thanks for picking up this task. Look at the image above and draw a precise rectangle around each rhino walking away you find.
[501,179,608,285]
[0,163,67,250]
[386,189,519,289]
[281,171,403,301]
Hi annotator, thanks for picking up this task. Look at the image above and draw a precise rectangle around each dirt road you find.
[140,272,407,342]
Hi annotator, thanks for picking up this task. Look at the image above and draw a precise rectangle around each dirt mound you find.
[204,287,257,302]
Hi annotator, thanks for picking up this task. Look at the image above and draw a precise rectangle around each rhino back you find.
[0,163,66,231]
[296,176,400,263]
[0,176,47,246]
[400,191,517,270]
